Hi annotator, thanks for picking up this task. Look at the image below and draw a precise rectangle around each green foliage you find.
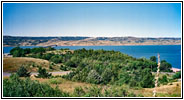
[84,86,103,97]
[10,47,25,57]
[150,56,157,62]
[49,78,62,85]
[60,65,70,71]
[9,47,173,88]
[72,85,137,97]
[73,86,86,97]
[31,47,46,54]
[50,55,62,64]
[172,71,181,79]
[140,68,154,88]
[35,67,52,78]
[159,75,168,85]
[4,74,137,97]
[103,86,136,97]
[16,66,30,77]
[101,68,113,84]
[42,53,54,60]
[160,60,172,72]
[3,74,70,97]
[86,70,102,84]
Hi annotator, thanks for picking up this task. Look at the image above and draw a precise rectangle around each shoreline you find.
[3,44,181,47]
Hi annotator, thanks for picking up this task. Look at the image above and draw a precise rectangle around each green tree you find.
[160,60,172,72]
[87,70,102,84]
[150,56,157,62]
[140,68,154,88]
[101,68,113,84]
[73,87,85,97]
[35,67,52,78]
[10,47,25,57]
[3,74,70,97]
[16,66,30,77]
[173,71,181,79]
[159,75,168,85]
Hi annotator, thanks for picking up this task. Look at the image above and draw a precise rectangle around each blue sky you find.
[3,3,181,37]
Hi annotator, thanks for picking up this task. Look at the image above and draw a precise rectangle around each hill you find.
[3,57,61,72]
[3,47,181,97]
[3,36,181,46]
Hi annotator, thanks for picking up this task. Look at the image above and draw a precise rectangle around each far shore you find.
[3,44,181,47]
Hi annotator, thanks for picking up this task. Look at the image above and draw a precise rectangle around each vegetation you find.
[35,67,52,78]
[159,75,168,85]
[4,47,179,97]
[9,47,173,88]
[4,74,137,97]
[16,66,30,77]
[3,74,70,97]
[172,71,181,79]
[3,57,60,72]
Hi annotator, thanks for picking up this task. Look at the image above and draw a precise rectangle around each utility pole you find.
[153,53,160,97]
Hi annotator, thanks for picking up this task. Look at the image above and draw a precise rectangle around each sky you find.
[3,3,181,37]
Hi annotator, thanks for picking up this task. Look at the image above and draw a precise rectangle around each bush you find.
[10,47,25,57]
[35,67,52,78]
[172,71,181,79]
[84,86,103,97]
[104,86,135,97]
[101,68,113,84]
[60,65,70,71]
[50,55,62,64]
[140,68,154,88]
[160,60,172,72]
[49,78,62,85]
[159,75,168,85]
[86,70,102,84]
[3,74,70,97]
[150,56,157,62]
[16,66,30,77]
[73,87,86,97]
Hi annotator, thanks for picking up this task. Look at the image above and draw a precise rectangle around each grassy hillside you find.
[3,57,60,72]
[3,47,181,97]
[4,36,181,46]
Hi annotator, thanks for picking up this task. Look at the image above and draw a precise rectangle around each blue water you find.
[3,45,181,69]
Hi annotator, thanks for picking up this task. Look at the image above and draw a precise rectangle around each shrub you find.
[10,47,25,57]
[3,74,69,97]
[172,71,181,79]
[150,56,157,62]
[35,67,52,78]
[84,86,102,97]
[160,60,172,72]
[60,65,69,71]
[16,66,30,77]
[140,68,154,88]
[159,75,168,85]
[104,86,134,97]
[50,55,62,64]
[86,70,102,84]
[49,78,62,85]
[73,87,86,97]
[101,68,113,84]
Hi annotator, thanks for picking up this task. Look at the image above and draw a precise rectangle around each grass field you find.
[3,57,60,72]
[30,76,181,97]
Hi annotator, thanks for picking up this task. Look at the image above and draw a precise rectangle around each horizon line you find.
[3,35,181,38]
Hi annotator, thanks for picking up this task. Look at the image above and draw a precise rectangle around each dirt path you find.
[3,71,71,77]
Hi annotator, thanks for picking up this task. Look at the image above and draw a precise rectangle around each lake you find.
[3,45,181,69]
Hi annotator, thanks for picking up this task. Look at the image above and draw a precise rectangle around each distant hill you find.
[3,36,181,47]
